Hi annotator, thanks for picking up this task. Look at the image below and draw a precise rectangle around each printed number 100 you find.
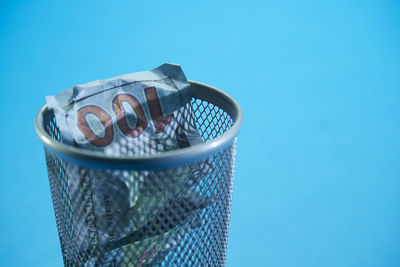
[77,87,174,147]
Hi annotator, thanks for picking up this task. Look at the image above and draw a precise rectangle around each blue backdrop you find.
[1,1,399,266]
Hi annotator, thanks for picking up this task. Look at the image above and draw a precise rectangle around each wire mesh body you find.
[40,90,239,267]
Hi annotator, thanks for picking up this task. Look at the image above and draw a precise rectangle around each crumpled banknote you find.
[47,63,193,152]
[46,64,214,266]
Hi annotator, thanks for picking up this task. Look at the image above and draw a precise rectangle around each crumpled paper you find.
[46,64,213,266]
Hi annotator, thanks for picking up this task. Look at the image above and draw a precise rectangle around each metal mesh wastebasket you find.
[35,81,243,267]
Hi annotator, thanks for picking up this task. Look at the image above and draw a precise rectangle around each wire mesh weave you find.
[42,97,237,267]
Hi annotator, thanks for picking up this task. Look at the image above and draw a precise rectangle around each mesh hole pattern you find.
[43,98,237,267]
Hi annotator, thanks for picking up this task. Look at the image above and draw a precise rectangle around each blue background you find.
[1,1,399,266]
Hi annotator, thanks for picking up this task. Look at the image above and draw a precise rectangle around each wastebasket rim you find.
[35,80,242,170]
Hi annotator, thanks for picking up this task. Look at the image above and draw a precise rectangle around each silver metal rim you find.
[35,81,243,170]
